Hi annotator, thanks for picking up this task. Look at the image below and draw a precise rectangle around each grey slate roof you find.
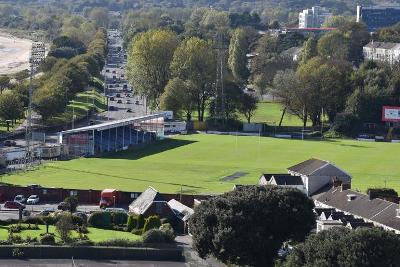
[272,175,303,186]
[288,158,328,175]
[315,188,400,232]
[259,174,288,185]
[364,41,400,50]
[129,186,164,214]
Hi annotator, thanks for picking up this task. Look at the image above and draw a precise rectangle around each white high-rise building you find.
[299,6,332,28]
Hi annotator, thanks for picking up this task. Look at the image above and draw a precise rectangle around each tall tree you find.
[0,76,10,94]
[160,78,196,121]
[0,91,24,125]
[300,36,317,64]
[228,28,249,84]
[127,30,178,109]
[190,185,315,267]
[170,37,216,121]
[317,31,349,61]
[239,93,258,123]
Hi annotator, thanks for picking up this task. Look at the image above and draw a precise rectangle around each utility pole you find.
[213,32,228,124]
[25,36,45,168]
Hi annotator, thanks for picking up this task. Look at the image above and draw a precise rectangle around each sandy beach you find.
[0,32,31,75]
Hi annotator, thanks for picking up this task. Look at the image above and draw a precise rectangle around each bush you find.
[88,212,112,229]
[26,236,38,244]
[56,213,74,243]
[160,223,175,241]
[8,234,24,244]
[24,216,44,225]
[96,238,143,247]
[64,196,79,213]
[8,225,21,233]
[112,212,128,226]
[71,239,94,247]
[323,130,342,139]
[131,228,143,235]
[143,216,161,233]
[137,214,145,229]
[40,234,56,245]
[72,214,85,226]
[127,215,138,232]
[143,229,174,244]
[331,112,360,137]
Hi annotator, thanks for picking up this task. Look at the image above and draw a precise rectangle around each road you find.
[99,29,147,122]
[0,259,187,267]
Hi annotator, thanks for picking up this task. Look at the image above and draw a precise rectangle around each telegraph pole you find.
[214,32,228,124]
[25,36,45,168]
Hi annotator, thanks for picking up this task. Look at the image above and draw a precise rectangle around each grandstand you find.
[58,114,165,156]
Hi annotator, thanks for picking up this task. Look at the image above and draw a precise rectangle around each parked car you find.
[57,202,70,211]
[26,195,39,205]
[4,201,25,210]
[105,208,127,213]
[3,140,16,147]
[109,106,116,111]
[135,101,140,105]
[117,100,122,104]
[109,97,115,101]
[116,93,121,98]
[14,195,26,203]
[127,109,132,113]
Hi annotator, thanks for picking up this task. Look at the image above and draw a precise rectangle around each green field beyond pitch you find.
[2,134,400,194]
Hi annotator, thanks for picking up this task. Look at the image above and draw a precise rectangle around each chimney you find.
[341,183,351,192]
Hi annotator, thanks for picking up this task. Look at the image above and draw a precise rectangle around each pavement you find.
[0,259,187,267]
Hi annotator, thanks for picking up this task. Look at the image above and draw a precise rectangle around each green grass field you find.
[0,225,140,242]
[2,134,400,194]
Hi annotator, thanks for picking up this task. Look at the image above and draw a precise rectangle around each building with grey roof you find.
[363,41,400,65]
[315,186,400,234]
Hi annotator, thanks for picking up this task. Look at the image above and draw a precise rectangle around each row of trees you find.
[33,29,107,120]
[127,28,258,123]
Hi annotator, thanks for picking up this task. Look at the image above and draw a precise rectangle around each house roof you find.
[364,41,400,50]
[129,186,164,215]
[271,175,303,186]
[315,188,400,232]
[259,174,288,184]
[167,199,194,221]
[288,158,351,180]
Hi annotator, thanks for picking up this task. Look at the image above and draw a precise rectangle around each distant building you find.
[357,5,400,31]
[363,41,400,64]
[299,6,332,29]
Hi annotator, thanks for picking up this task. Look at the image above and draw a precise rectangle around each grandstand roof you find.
[60,113,164,134]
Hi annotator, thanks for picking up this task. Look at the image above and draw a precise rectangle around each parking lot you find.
[101,29,147,121]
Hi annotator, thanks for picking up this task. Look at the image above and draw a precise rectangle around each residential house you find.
[363,41,400,65]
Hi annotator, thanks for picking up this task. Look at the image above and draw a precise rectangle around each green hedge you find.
[88,212,112,229]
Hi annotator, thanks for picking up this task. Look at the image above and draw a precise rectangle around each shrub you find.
[112,212,128,225]
[24,216,44,225]
[73,212,88,225]
[71,239,94,247]
[131,228,143,235]
[143,229,174,244]
[331,112,360,137]
[40,234,56,245]
[77,225,89,234]
[96,238,143,247]
[26,236,38,243]
[159,223,175,240]
[64,196,79,212]
[143,215,161,233]
[127,215,138,232]
[0,240,12,245]
[8,233,24,244]
[137,214,145,229]
[8,225,21,233]
[323,130,342,139]
[56,213,74,243]
[88,212,112,229]
[72,214,85,226]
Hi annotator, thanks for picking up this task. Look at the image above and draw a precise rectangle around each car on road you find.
[135,101,140,105]
[117,100,122,104]
[39,207,55,216]
[4,201,25,210]
[109,97,114,101]
[26,195,39,205]
[116,93,121,98]
[126,100,130,104]
[14,195,26,203]
[127,109,132,113]
[109,106,116,111]
[3,140,16,147]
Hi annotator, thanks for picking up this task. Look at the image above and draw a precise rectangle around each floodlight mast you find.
[25,34,45,168]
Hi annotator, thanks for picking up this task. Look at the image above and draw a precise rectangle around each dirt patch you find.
[220,171,248,181]
[0,32,31,75]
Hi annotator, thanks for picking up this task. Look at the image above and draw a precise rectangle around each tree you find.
[300,36,317,64]
[209,79,243,121]
[0,92,24,125]
[239,93,258,123]
[88,7,109,28]
[160,78,196,121]
[190,185,315,267]
[64,196,78,213]
[228,28,250,84]
[127,30,178,109]
[170,37,216,121]
[273,69,308,127]
[317,31,349,60]
[42,216,56,234]
[14,69,29,84]
[0,76,10,94]
[285,227,400,267]
[55,213,74,243]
